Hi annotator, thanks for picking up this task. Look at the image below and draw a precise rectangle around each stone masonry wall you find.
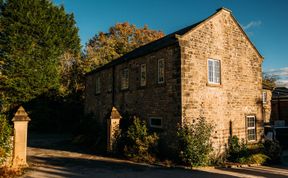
[263,89,272,124]
[85,45,182,153]
[179,9,263,152]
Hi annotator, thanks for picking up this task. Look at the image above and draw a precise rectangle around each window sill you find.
[149,127,164,132]
[120,88,129,92]
[156,82,166,87]
[206,83,222,87]
[247,140,257,144]
[137,85,147,90]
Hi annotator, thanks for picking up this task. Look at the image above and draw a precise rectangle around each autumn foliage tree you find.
[83,22,164,73]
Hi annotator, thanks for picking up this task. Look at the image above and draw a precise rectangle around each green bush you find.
[0,114,11,165]
[115,116,158,163]
[177,117,214,167]
[263,140,281,163]
[238,153,269,164]
[226,136,273,165]
[226,136,249,163]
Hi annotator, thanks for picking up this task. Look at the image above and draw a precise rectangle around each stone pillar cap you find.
[12,106,31,122]
[110,106,122,120]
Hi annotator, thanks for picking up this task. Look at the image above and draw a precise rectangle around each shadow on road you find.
[25,133,288,178]
[215,166,288,178]
[27,155,237,178]
[27,133,96,155]
[26,133,236,178]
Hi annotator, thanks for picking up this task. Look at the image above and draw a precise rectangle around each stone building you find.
[262,84,273,124]
[85,8,265,154]
[271,87,288,126]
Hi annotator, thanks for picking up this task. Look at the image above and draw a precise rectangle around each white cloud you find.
[265,67,288,87]
[242,20,262,30]
[276,80,288,88]
[266,67,288,77]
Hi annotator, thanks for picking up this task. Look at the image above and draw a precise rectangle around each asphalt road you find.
[21,133,288,178]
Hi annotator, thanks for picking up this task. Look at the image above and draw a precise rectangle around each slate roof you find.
[86,7,262,76]
[86,20,204,76]
[273,87,288,98]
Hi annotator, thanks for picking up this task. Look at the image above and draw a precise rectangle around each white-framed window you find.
[140,64,147,86]
[121,68,129,90]
[262,91,267,104]
[149,117,162,128]
[95,75,100,94]
[208,59,221,84]
[247,115,256,141]
[158,59,164,84]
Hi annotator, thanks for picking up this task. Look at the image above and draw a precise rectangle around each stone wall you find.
[262,89,272,124]
[85,45,182,153]
[178,9,263,152]
[85,9,264,154]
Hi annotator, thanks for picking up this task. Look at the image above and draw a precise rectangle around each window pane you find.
[247,116,256,141]
[150,117,162,128]
[214,60,220,83]
[151,118,161,126]
[121,68,129,89]
[208,59,220,84]
[247,117,255,127]
[140,64,146,86]
[158,59,164,83]
[208,60,213,83]
[248,129,256,141]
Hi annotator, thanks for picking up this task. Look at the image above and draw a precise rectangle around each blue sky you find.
[53,0,288,86]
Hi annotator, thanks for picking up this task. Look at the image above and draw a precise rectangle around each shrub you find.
[177,117,214,167]
[263,140,281,163]
[0,166,23,178]
[226,136,273,165]
[226,136,249,163]
[0,114,11,165]
[115,116,158,163]
[238,153,269,164]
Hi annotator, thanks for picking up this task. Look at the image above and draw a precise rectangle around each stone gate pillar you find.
[12,106,30,167]
[107,107,121,152]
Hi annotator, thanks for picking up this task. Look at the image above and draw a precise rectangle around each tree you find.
[0,0,81,107]
[263,72,278,88]
[0,114,11,165]
[83,22,164,73]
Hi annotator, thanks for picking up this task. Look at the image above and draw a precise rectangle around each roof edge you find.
[229,14,264,60]
[216,7,232,13]
[179,7,263,60]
